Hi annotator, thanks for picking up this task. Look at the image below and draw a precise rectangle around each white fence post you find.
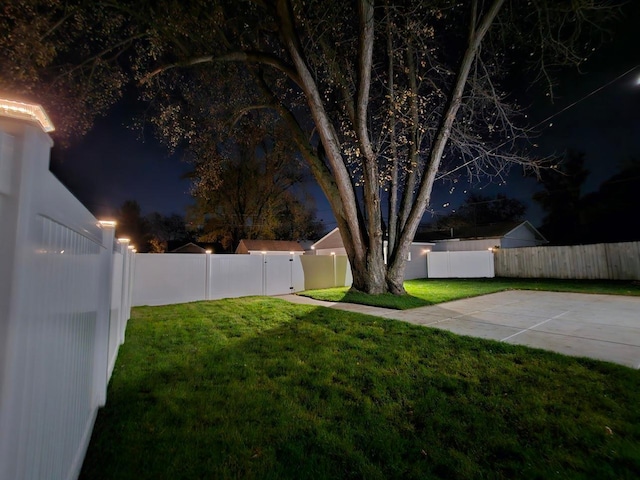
[93,221,116,408]
[0,111,55,480]
[0,100,134,480]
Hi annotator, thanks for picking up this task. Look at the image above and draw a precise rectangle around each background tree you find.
[188,118,324,252]
[532,150,590,245]
[579,158,640,244]
[435,193,526,230]
[115,200,151,252]
[146,212,193,252]
[0,0,134,144]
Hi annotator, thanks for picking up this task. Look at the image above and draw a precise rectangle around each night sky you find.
[49,3,640,230]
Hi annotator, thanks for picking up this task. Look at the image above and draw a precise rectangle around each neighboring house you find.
[309,228,348,256]
[170,242,208,254]
[422,221,548,252]
[235,239,306,255]
[309,227,434,280]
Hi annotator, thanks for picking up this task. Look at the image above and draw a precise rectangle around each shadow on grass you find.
[81,298,640,480]
[299,287,431,310]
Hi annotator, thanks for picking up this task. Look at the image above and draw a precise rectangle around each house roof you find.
[310,227,340,250]
[236,239,305,253]
[170,242,207,254]
[418,221,547,242]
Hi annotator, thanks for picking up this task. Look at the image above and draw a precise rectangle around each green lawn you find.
[300,278,640,310]
[81,298,640,479]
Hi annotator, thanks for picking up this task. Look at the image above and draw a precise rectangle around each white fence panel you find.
[209,255,265,300]
[132,254,206,306]
[298,255,353,290]
[427,251,495,278]
[0,112,132,480]
[404,244,430,280]
[132,253,352,306]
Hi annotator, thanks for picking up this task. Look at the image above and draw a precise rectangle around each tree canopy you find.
[2,0,618,293]
[533,153,640,245]
[187,119,324,251]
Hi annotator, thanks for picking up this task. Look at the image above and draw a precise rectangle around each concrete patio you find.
[282,290,640,369]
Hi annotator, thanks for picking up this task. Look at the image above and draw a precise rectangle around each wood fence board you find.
[495,242,640,280]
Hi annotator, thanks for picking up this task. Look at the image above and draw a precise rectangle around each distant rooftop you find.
[236,239,305,253]
[416,221,528,242]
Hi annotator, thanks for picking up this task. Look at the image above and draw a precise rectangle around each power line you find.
[436,64,640,181]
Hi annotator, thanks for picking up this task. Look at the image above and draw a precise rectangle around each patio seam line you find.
[503,326,640,349]
[500,311,570,342]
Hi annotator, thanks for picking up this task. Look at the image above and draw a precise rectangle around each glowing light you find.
[118,238,130,244]
[0,98,55,132]
[128,245,135,250]
[636,76,640,86]
[289,251,295,255]
[205,249,212,254]
[330,252,336,256]
[98,220,117,228]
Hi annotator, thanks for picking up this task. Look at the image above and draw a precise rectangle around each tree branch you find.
[140,51,301,86]
[389,0,506,280]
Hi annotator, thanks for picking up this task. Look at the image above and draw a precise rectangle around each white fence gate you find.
[0,103,133,480]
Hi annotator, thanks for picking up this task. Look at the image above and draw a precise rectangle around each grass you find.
[300,278,640,310]
[81,297,640,479]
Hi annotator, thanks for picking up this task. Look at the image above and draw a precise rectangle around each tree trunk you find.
[350,250,387,294]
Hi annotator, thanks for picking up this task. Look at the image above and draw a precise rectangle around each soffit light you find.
[0,98,55,132]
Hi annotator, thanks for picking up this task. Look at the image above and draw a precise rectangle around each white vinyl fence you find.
[133,243,437,307]
[133,253,354,306]
[426,251,495,278]
[495,242,640,280]
[0,110,133,480]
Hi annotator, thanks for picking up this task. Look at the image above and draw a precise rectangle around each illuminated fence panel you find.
[0,114,133,480]
[427,251,495,278]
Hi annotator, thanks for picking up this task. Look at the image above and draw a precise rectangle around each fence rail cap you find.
[0,98,55,132]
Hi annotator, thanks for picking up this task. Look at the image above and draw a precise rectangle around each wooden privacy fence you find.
[0,105,134,480]
[495,242,640,280]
